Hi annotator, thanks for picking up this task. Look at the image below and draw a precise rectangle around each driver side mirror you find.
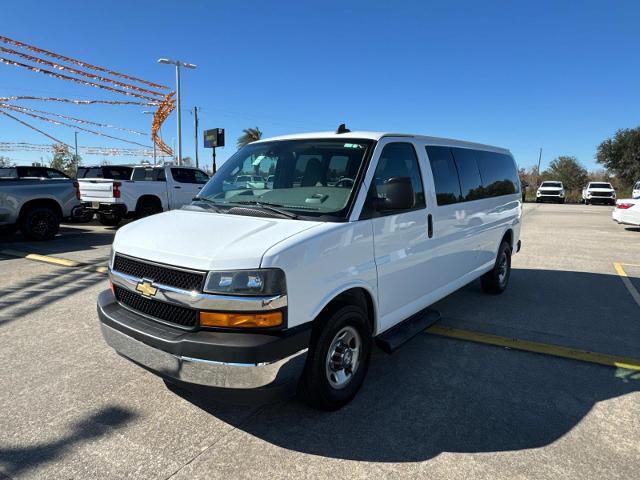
[374,176,415,211]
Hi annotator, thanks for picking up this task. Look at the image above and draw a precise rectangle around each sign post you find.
[203,128,225,175]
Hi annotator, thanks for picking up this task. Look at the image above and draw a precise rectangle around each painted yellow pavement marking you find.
[426,325,640,371]
[613,262,640,308]
[0,248,107,273]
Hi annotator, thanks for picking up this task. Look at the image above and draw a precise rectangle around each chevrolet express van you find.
[98,129,522,410]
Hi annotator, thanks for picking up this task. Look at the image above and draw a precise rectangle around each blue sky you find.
[1,0,639,171]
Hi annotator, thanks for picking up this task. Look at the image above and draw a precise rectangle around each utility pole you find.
[536,147,543,186]
[74,131,79,172]
[157,58,197,167]
[193,106,199,169]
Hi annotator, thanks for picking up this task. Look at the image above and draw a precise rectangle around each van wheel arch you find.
[501,229,514,251]
[313,287,376,335]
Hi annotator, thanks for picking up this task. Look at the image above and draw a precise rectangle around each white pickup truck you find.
[581,182,616,205]
[78,165,209,226]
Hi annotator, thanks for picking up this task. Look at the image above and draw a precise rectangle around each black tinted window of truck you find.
[451,148,483,201]
[426,146,461,205]
[131,168,155,181]
[476,151,519,197]
[46,168,69,179]
[17,166,47,178]
[171,168,208,184]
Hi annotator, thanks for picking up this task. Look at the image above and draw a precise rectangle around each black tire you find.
[584,199,589,205]
[535,198,540,203]
[480,241,512,295]
[560,199,565,204]
[298,304,372,410]
[135,198,162,219]
[19,206,60,240]
[97,213,122,227]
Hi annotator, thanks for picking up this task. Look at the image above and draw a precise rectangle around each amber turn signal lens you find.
[199,311,283,328]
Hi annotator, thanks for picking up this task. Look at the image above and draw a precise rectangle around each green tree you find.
[596,127,640,185]
[50,143,81,177]
[237,127,262,148]
[542,156,588,191]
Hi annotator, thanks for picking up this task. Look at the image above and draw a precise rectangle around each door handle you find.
[174,186,181,189]
[427,214,433,238]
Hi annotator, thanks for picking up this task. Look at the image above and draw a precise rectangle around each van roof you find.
[254,131,511,154]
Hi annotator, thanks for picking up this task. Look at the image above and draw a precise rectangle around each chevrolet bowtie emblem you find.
[135,280,157,297]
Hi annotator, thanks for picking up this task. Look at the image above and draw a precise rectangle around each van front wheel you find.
[481,241,512,295]
[298,304,372,410]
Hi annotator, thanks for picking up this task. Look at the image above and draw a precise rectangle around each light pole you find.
[157,58,197,166]
[142,111,158,164]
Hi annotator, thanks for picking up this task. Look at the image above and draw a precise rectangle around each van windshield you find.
[197,139,374,219]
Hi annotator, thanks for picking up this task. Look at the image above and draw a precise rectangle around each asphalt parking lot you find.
[1,203,639,480]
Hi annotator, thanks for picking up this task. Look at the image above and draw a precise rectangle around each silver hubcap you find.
[498,253,508,285]
[325,326,361,389]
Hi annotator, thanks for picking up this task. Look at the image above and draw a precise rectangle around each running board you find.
[375,308,441,354]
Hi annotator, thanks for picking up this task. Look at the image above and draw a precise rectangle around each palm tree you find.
[237,127,263,148]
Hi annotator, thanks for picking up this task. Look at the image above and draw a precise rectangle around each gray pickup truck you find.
[0,166,83,240]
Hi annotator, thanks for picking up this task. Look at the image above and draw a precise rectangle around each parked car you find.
[536,181,565,203]
[582,182,616,205]
[612,199,640,227]
[98,130,522,410]
[266,175,275,189]
[78,165,209,226]
[0,167,83,239]
[632,180,640,199]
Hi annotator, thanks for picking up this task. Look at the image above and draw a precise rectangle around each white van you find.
[98,129,522,410]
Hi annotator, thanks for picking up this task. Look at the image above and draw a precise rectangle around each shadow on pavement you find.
[0,406,135,477]
[0,265,106,326]
[0,221,117,259]
[169,268,640,462]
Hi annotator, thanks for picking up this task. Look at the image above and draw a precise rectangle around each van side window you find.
[450,148,483,201]
[475,151,519,197]
[425,146,461,205]
[362,142,425,218]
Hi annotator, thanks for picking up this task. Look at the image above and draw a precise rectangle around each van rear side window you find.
[425,146,461,205]
[475,151,519,197]
[426,146,519,205]
[451,148,483,201]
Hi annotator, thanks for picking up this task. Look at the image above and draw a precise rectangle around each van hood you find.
[113,209,321,271]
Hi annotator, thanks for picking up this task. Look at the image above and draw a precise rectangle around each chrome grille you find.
[113,254,205,291]
[114,286,198,329]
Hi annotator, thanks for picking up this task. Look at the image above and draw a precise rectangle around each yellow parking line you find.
[0,248,107,273]
[0,248,81,267]
[613,262,640,308]
[426,325,640,371]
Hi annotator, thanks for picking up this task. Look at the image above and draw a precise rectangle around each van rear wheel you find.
[481,241,511,295]
[298,304,372,410]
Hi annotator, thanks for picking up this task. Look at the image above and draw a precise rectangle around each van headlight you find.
[204,269,286,296]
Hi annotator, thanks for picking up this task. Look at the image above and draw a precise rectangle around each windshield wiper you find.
[192,197,226,213]
[231,200,299,219]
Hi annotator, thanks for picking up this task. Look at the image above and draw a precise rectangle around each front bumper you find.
[97,290,310,389]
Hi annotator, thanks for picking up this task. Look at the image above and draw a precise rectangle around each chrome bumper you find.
[101,323,307,389]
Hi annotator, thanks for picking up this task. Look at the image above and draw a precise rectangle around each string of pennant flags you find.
[0,35,175,157]
[0,141,169,158]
